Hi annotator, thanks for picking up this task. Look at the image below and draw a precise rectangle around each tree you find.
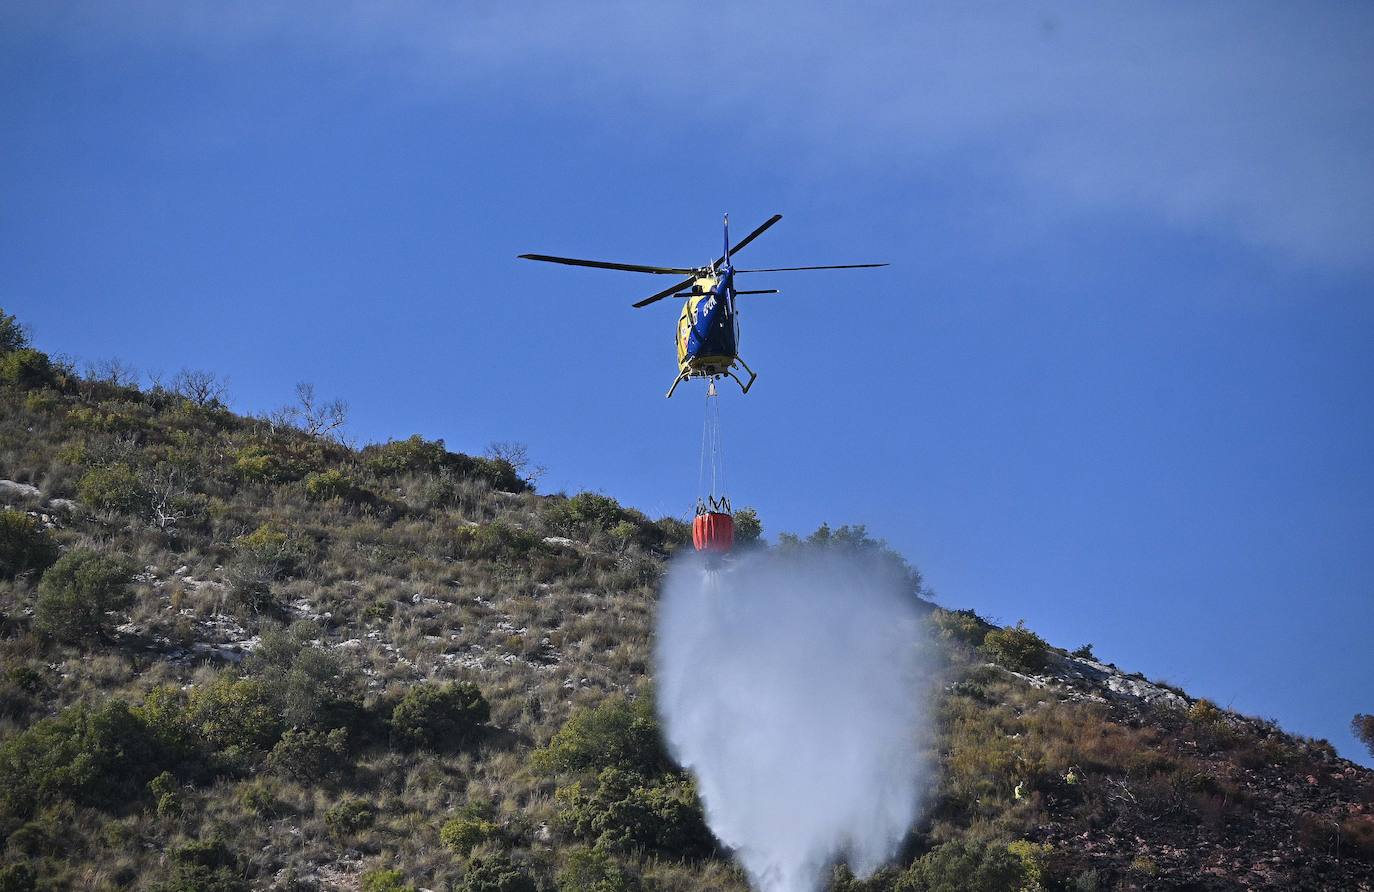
[732,507,762,545]
[83,357,139,388]
[34,550,136,643]
[0,309,29,353]
[895,840,1024,892]
[170,368,229,407]
[1353,714,1374,759]
[276,382,348,439]
[486,441,545,488]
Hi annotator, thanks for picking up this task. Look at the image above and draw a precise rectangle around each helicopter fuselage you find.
[676,270,739,378]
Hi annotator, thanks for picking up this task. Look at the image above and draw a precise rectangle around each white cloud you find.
[9,1,1373,268]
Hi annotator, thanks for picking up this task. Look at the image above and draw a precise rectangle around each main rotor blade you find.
[714,214,782,266]
[632,275,698,308]
[734,263,889,272]
[519,254,696,275]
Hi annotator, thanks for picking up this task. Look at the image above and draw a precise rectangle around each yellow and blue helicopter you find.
[520,214,887,397]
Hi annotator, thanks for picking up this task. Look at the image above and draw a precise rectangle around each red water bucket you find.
[692,511,735,553]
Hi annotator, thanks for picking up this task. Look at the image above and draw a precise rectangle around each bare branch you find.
[171,368,229,408]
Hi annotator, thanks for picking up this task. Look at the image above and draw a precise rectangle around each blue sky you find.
[3,3,1372,764]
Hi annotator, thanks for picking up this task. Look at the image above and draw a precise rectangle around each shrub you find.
[248,625,362,729]
[76,464,147,513]
[535,696,668,777]
[982,620,1049,673]
[324,798,375,838]
[440,814,500,855]
[363,434,449,475]
[362,434,526,491]
[0,349,55,388]
[149,838,246,892]
[389,681,490,750]
[227,525,302,610]
[1006,840,1052,891]
[546,492,628,536]
[895,840,1024,892]
[453,855,537,892]
[930,608,992,647]
[0,700,166,825]
[557,847,641,892]
[1189,699,1223,726]
[554,767,712,858]
[0,510,57,578]
[149,770,181,817]
[232,443,312,483]
[185,675,284,769]
[34,549,136,642]
[361,869,416,892]
[305,469,374,505]
[268,727,349,783]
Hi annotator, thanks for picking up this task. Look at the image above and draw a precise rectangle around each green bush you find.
[895,840,1025,892]
[535,696,668,777]
[982,620,1050,673]
[454,521,541,562]
[0,700,166,827]
[232,442,312,483]
[324,797,375,838]
[247,625,362,729]
[546,492,628,536]
[363,434,450,475]
[149,838,246,892]
[305,469,374,504]
[389,681,490,750]
[363,435,527,491]
[361,869,416,892]
[185,675,284,769]
[1006,840,1052,891]
[0,349,55,388]
[554,767,712,858]
[440,814,500,855]
[0,510,58,578]
[76,464,147,513]
[453,855,537,892]
[227,524,302,610]
[930,608,992,647]
[556,847,641,892]
[34,549,136,642]
[268,727,349,783]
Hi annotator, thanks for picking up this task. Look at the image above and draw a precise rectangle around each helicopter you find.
[520,214,887,397]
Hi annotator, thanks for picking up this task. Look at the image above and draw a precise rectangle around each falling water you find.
[655,548,932,892]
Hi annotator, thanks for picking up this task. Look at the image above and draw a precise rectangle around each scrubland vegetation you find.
[0,306,1370,891]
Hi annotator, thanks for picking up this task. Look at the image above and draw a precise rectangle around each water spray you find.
[656,548,931,892]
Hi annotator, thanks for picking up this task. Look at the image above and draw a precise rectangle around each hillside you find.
[0,308,1371,892]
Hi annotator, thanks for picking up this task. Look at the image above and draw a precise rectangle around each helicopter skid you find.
[664,358,757,398]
